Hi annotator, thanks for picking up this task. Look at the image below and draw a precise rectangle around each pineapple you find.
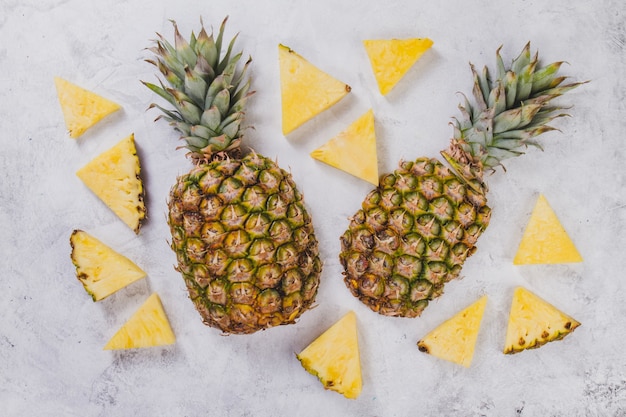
[310,109,378,185]
[143,19,322,334]
[104,293,176,350]
[504,287,580,354]
[76,133,146,234]
[70,230,146,301]
[417,295,487,367]
[54,76,121,138]
[514,194,582,264]
[279,44,351,135]
[296,311,362,399]
[363,38,434,96]
[340,43,584,317]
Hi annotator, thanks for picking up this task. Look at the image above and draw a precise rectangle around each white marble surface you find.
[1,0,625,415]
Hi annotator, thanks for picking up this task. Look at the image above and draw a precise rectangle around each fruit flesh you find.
[417,295,487,367]
[363,38,433,95]
[70,230,146,301]
[104,293,176,350]
[297,311,362,399]
[279,44,351,135]
[310,109,378,185]
[514,194,582,264]
[504,287,580,354]
[54,76,121,138]
[76,133,146,234]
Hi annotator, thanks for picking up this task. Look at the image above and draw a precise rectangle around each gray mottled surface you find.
[1,1,625,416]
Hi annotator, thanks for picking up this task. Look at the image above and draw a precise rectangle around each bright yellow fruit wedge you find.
[279,44,351,135]
[54,76,121,138]
[310,109,378,185]
[417,295,487,368]
[513,194,582,265]
[363,38,433,95]
[76,133,146,234]
[104,293,176,350]
[504,287,581,354]
[70,230,146,301]
[297,311,362,399]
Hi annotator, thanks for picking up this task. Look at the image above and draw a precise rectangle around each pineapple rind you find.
[363,38,434,95]
[76,133,146,234]
[310,109,378,185]
[70,230,147,301]
[279,44,351,135]
[104,293,176,350]
[297,311,362,399]
[417,295,487,367]
[504,287,581,354]
[54,76,121,138]
[513,194,583,265]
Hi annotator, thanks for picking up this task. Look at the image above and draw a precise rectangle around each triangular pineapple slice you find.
[54,77,121,138]
[513,194,582,265]
[70,230,146,301]
[363,38,433,95]
[279,44,351,135]
[417,295,487,368]
[504,287,581,354]
[296,311,362,399]
[76,133,146,234]
[310,109,378,185]
[104,293,176,350]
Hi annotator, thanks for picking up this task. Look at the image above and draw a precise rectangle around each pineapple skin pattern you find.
[340,43,583,318]
[144,19,322,334]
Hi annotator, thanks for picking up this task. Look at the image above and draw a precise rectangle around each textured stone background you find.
[1,0,625,416]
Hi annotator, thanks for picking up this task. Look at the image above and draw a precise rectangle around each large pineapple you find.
[340,43,584,317]
[143,18,322,334]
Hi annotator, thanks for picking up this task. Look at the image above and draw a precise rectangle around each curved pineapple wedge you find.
[297,311,362,399]
[54,76,121,138]
[104,293,175,350]
[279,44,351,135]
[363,37,434,95]
[504,287,580,354]
[340,43,585,318]
[70,230,146,301]
[417,295,487,367]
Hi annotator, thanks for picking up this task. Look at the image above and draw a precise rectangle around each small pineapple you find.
[104,293,176,350]
[143,19,322,334]
[363,38,434,95]
[76,133,146,234]
[70,230,146,301]
[310,109,378,185]
[514,194,582,264]
[279,44,351,135]
[296,311,362,399]
[54,76,121,138]
[340,43,584,318]
[417,295,487,367]
[504,287,580,354]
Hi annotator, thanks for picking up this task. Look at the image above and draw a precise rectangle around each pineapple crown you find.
[143,17,253,163]
[442,42,586,187]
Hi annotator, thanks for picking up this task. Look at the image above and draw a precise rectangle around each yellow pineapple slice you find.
[76,133,146,234]
[504,287,581,354]
[417,295,487,367]
[104,293,176,350]
[310,109,378,185]
[279,44,351,135]
[513,194,582,265]
[363,38,433,95]
[70,230,146,301]
[296,311,362,399]
[54,76,121,138]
